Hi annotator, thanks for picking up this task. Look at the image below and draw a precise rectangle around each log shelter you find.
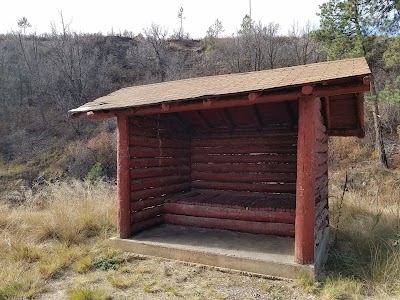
[70,57,371,278]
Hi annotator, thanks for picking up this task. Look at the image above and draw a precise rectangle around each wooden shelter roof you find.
[69,57,371,118]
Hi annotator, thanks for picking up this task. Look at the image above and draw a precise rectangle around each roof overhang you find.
[69,58,371,137]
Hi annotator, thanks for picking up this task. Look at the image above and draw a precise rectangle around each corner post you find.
[295,94,317,264]
[117,113,131,238]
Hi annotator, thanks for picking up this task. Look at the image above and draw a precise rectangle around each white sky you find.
[0,0,325,38]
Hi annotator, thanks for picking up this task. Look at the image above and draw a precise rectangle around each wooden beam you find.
[313,82,370,97]
[326,128,364,137]
[248,92,261,102]
[124,90,302,116]
[301,85,314,95]
[203,99,212,107]
[285,101,296,130]
[196,111,212,130]
[117,113,131,239]
[172,113,191,133]
[164,214,295,236]
[87,111,116,119]
[251,106,263,129]
[161,103,170,111]
[295,95,317,264]
[363,76,371,85]
[324,97,331,130]
[163,203,295,224]
[222,109,236,128]
[70,111,86,119]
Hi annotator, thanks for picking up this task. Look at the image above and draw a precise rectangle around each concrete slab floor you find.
[112,224,317,279]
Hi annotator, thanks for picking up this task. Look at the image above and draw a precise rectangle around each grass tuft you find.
[107,273,139,289]
[68,287,108,300]
[296,272,318,294]
[320,276,362,300]
[143,281,159,293]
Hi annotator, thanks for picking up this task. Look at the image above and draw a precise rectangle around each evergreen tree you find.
[313,0,390,168]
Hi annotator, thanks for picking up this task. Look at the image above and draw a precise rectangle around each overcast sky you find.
[0,0,325,38]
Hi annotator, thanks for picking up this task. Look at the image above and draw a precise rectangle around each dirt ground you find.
[38,252,317,300]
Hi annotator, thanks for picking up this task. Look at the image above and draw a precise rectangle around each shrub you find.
[93,256,122,271]
[85,162,104,182]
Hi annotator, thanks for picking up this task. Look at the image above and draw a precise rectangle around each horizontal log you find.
[191,171,296,183]
[313,82,370,97]
[164,214,295,236]
[125,90,302,117]
[131,197,165,212]
[130,166,191,179]
[193,188,294,197]
[163,203,295,223]
[191,154,297,164]
[327,129,364,137]
[192,181,296,194]
[330,118,357,130]
[129,125,188,139]
[193,130,298,140]
[131,175,191,191]
[129,116,187,132]
[129,147,190,158]
[129,136,190,148]
[131,206,163,223]
[130,157,190,168]
[191,162,297,173]
[191,145,297,155]
[131,216,164,234]
[131,183,191,200]
[192,137,297,147]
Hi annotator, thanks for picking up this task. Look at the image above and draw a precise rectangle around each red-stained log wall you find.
[129,115,191,234]
[190,130,298,195]
[160,129,298,237]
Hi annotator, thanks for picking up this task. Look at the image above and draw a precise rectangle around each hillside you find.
[1,10,400,299]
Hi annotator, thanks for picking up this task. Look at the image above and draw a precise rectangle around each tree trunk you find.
[371,80,389,168]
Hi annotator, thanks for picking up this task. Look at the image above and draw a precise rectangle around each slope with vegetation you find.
[0,0,400,299]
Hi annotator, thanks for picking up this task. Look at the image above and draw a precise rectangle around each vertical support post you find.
[117,113,131,238]
[295,94,317,264]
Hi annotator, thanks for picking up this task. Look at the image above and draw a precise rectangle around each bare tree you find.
[288,21,324,65]
[144,24,169,82]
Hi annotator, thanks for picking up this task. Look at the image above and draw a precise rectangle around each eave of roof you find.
[69,57,371,118]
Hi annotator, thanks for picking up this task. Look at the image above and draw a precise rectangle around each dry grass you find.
[0,180,117,299]
[324,164,400,299]
[1,159,400,299]
[1,179,312,300]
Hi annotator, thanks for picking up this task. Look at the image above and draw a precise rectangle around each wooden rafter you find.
[251,106,263,130]
[222,109,236,128]
[196,111,212,130]
[285,101,296,130]
[172,112,191,133]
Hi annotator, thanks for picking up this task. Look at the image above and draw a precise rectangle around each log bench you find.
[162,190,296,237]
